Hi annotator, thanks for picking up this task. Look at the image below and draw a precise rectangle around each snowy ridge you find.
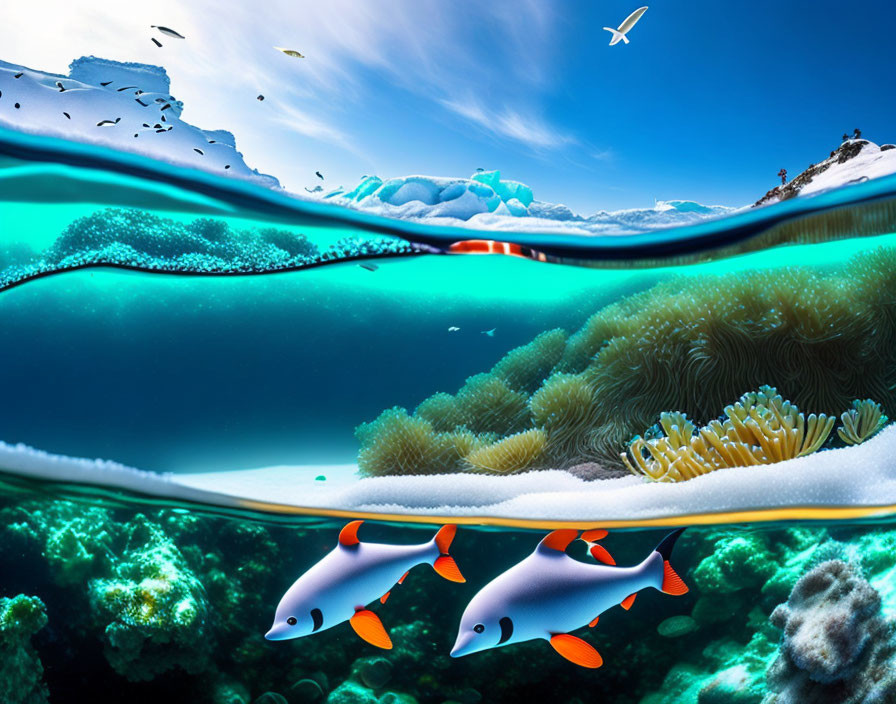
[0,57,279,188]
[2,428,895,523]
[755,139,896,207]
[324,171,737,235]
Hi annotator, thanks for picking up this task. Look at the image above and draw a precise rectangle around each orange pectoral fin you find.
[434,555,465,583]
[398,571,409,585]
[550,634,603,669]
[620,593,637,611]
[581,529,608,542]
[350,609,393,649]
[338,520,363,547]
[588,616,599,628]
[380,591,390,604]
[589,544,616,566]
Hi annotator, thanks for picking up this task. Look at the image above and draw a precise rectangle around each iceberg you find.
[0,57,279,188]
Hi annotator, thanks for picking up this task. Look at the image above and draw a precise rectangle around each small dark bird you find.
[152,26,185,39]
[257,94,265,101]
[100,81,113,86]
[135,98,149,106]
[316,171,324,180]
[161,103,172,111]
[116,86,137,92]
[55,81,66,92]
[14,103,20,109]
[62,112,71,119]
[13,72,22,78]
[304,186,323,193]
[476,167,485,171]
[97,118,121,127]
[208,140,217,144]
[151,38,163,48]
[224,165,231,169]
[194,148,204,155]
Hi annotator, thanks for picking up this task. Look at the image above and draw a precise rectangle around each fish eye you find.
[286,617,297,626]
[474,624,485,633]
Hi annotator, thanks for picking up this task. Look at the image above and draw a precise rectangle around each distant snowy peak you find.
[0,57,279,188]
[326,170,736,235]
[755,139,896,207]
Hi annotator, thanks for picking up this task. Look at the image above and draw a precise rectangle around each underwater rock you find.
[288,678,325,703]
[377,694,419,704]
[253,693,288,704]
[563,461,629,481]
[657,615,698,638]
[765,560,896,702]
[692,533,778,594]
[0,594,49,704]
[88,514,213,681]
[352,656,393,689]
[326,681,379,704]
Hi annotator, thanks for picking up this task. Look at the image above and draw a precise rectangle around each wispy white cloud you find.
[440,98,575,150]
[0,0,581,180]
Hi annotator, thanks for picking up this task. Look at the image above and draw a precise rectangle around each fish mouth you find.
[264,625,292,641]
[450,631,476,658]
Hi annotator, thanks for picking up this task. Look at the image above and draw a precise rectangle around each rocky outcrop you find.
[764,560,896,703]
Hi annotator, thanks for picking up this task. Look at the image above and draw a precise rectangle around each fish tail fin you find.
[603,28,626,45]
[432,525,465,583]
[654,528,689,595]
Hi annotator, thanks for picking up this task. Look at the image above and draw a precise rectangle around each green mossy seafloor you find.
[356,244,896,479]
[3,493,896,703]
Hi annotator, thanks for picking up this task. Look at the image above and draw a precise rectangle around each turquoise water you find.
[2,130,896,703]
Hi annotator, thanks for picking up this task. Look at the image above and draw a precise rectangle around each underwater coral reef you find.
[357,247,896,477]
[5,492,896,704]
[0,207,423,291]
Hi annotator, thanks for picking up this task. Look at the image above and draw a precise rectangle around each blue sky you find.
[2,0,895,212]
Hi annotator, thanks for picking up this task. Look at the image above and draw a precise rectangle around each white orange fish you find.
[450,528,688,668]
[266,521,465,648]
[448,239,550,262]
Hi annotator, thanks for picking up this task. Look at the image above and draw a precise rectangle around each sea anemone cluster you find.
[621,386,842,482]
[357,247,896,477]
[0,208,421,290]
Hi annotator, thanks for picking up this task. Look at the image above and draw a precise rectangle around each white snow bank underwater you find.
[0,57,279,188]
[324,170,738,236]
[2,428,896,525]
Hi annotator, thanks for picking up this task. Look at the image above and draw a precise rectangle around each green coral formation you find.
[0,594,49,704]
[622,386,836,482]
[358,246,896,476]
[89,515,213,680]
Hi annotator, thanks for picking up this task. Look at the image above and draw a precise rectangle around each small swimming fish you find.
[152,25,185,39]
[316,171,324,180]
[449,326,460,332]
[449,239,551,263]
[266,521,465,648]
[450,528,688,668]
[275,47,305,58]
[481,329,496,337]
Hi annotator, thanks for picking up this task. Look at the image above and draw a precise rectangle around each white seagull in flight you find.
[604,6,648,46]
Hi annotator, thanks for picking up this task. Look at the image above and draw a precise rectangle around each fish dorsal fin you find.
[620,593,637,611]
[588,616,599,628]
[550,634,603,669]
[581,529,608,542]
[537,529,579,555]
[380,591,390,604]
[398,571,409,585]
[589,544,616,566]
[350,609,393,649]
[338,520,364,547]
